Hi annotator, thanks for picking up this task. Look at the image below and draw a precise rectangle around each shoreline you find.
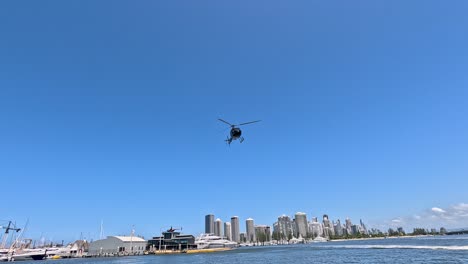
[330,234,436,242]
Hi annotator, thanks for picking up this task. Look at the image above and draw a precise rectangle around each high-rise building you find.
[440,227,447,235]
[214,218,223,237]
[334,219,344,236]
[322,214,335,238]
[239,233,246,243]
[273,215,294,240]
[345,218,353,235]
[359,219,368,235]
[205,214,215,234]
[254,225,271,243]
[351,225,360,235]
[246,218,256,243]
[224,222,232,240]
[292,218,298,237]
[294,212,308,238]
[231,216,240,243]
[308,217,323,238]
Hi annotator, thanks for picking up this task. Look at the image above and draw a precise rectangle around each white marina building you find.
[88,236,147,256]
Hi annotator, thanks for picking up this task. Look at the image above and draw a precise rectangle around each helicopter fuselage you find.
[230,127,242,139]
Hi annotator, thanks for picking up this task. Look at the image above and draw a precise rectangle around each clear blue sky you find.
[1,1,467,242]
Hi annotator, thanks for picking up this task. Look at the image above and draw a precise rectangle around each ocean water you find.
[25,235,468,263]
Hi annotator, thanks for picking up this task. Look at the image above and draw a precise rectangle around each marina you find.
[0,236,466,263]
[0,223,241,261]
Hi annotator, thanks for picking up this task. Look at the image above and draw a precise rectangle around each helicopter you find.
[218,118,261,145]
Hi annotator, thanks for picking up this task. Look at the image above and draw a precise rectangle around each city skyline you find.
[2,1,468,243]
[2,205,464,244]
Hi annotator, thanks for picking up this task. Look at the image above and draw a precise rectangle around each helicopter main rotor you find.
[218,118,261,128]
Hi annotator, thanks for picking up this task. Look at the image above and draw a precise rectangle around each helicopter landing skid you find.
[240,137,244,143]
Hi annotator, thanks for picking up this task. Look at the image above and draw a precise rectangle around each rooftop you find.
[112,236,146,242]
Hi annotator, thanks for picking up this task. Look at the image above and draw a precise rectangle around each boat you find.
[312,236,328,243]
[0,221,48,261]
[0,249,47,262]
[195,234,238,249]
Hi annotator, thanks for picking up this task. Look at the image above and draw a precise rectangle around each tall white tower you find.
[224,222,232,240]
[214,218,223,237]
[246,218,256,243]
[295,212,308,238]
[231,216,240,243]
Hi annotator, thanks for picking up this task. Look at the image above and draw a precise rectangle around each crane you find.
[0,221,21,249]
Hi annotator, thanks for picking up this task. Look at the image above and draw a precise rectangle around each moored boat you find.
[195,234,238,249]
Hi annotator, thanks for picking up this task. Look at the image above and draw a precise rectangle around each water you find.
[24,235,468,263]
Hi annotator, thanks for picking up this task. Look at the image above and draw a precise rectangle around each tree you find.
[272,232,279,241]
[257,232,267,246]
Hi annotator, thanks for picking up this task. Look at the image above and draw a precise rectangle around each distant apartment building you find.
[351,225,360,235]
[273,215,294,240]
[334,219,344,236]
[294,212,308,238]
[214,218,223,237]
[254,225,271,242]
[224,222,232,240]
[345,218,353,235]
[239,233,247,243]
[440,227,447,235]
[322,214,335,238]
[308,217,323,238]
[359,219,368,235]
[246,218,256,243]
[205,214,215,234]
[231,216,240,243]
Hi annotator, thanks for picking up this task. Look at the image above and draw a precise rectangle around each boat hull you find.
[1,252,46,261]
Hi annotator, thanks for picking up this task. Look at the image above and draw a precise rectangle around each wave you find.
[326,245,468,251]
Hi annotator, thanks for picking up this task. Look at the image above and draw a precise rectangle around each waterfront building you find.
[440,227,447,235]
[334,219,344,236]
[292,219,298,238]
[214,218,223,237]
[345,218,353,235]
[254,225,271,243]
[224,222,232,241]
[322,214,335,238]
[294,212,308,238]
[246,218,256,243]
[147,227,196,251]
[205,214,215,234]
[273,215,294,240]
[231,216,240,243]
[239,233,247,243]
[360,219,368,235]
[351,225,360,235]
[88,236,147,256]
[308,217,323,238]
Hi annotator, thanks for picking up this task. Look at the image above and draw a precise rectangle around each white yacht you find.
[195,234,238,249]
[0,249,47,262]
